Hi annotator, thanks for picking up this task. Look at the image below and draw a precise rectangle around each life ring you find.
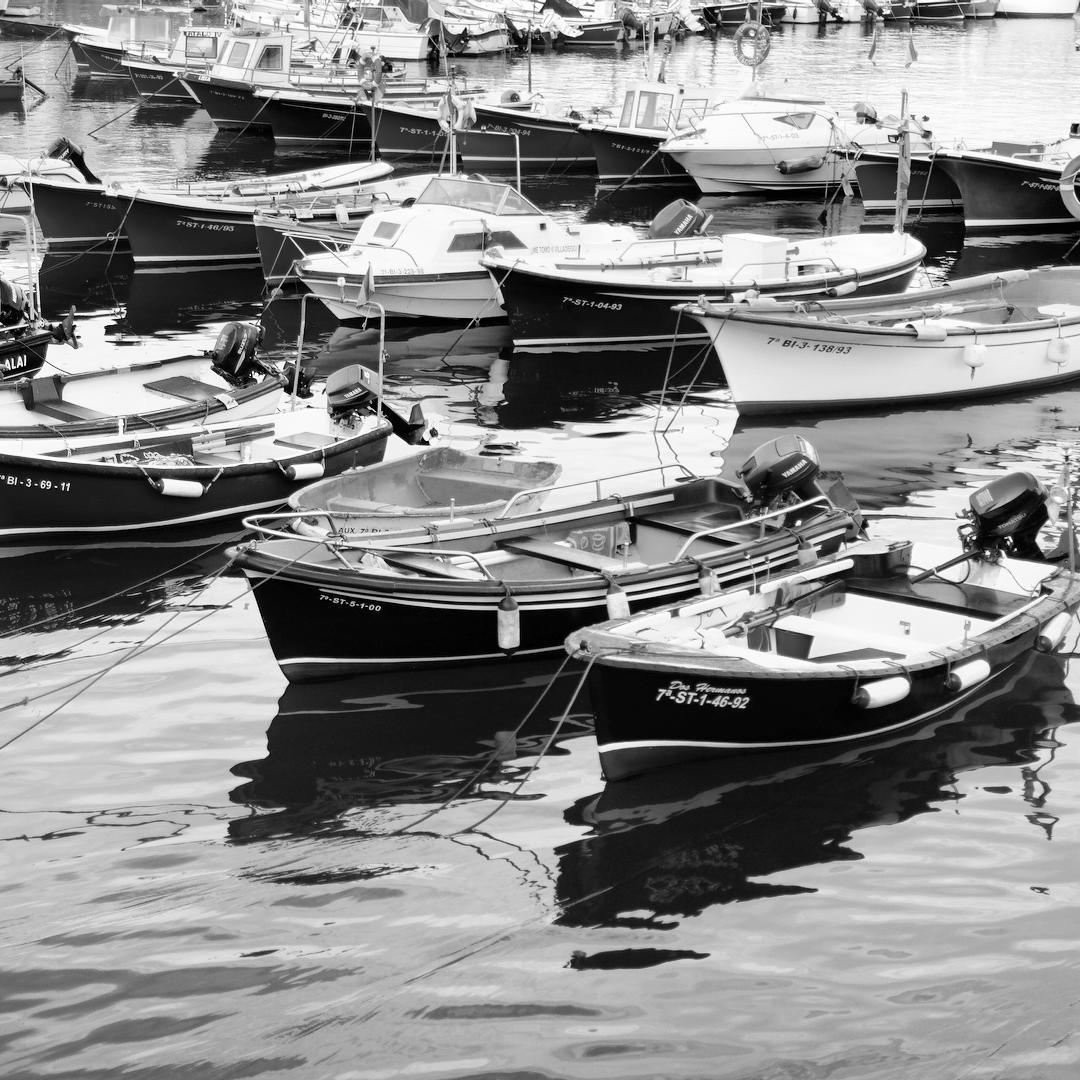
[1060,154,1080,221]
[438,95,476,132]
[733,21,771,68]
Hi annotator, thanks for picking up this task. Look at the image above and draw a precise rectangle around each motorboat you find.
[683,266,1080,414]
[293,174,639,322]
[660,91,935,195]
[233,434,865,680]
[566,469,1080,779]
[0,137,100,214]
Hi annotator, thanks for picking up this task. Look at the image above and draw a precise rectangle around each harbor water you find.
[2,5,1080,1077]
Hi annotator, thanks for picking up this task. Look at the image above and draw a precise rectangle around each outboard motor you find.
[0,275,29,327]
[43,137,101,184]
[648,199,711,240]
[326,362,381,419]
[966,472,1050,561]
[208,322,271,386]
[737,434,823,508]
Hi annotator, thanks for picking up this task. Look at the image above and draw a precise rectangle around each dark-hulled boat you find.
[0,363,418,539]
[567,470,1080,780]
[233,435,864,681]
[853,148,962,212]
[460,102,596,173]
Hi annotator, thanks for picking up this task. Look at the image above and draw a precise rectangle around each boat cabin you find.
[616,80,727,135]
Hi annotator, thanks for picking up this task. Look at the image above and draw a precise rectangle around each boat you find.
[682,266,1080,415]
[911,0,968,18]
[933,129,1080,231]
[0,212,78,383]
[122,25,232,103]
[700,1,787,24]
[566,468,1080,779]
[285,445,563,536]
[293,173,640,323]
[0,321,289,449]
[22,151,419,253]
[580,78,729,187]
[0,359,428,538]
[483,206,927,350]
[254,208,356,286]
[0,137,100,214]
[232,434,865,681]
[660,92,935,196]
[119,166,435,268]
[66,8,189,77]
[852,147,962,213]
[996,0,1078,12]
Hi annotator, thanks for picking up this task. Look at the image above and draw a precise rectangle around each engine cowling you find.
[209,322,267,385]
[326,362,381,418]
[648,199,711,240]
[737,434,822,506]
[967,472,1049,560]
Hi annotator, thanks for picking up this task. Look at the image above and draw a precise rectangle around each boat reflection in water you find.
[554,651,1076,956]
[227,660,588,839]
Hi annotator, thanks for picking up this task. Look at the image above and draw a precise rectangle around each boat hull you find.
[460,107,596,173]
[0,419,391,537]
[236,509,854,681]
[584,126,690,186]
[180,76,273,133]
[70,38,128,77]
[853,151,962,212]
[24,181,127,250]
[587,630,1041,780]
[0,328,50,382]
[495,252,924,350]
[934,151,1076,230]
[126,60,199,103]
[259,93,374,148]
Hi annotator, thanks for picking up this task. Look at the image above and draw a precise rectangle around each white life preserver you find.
[1060,154,1080,220]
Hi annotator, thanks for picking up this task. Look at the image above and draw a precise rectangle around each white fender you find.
[1048,337,1071,366]
[497,593,520,651]
[852,675,910,709]
[1036,612,1073,653]
[152,477,205,498]
[284,461,325,481]
[945,658,991,692]
[606,580,631,620]
[963,342,987,369]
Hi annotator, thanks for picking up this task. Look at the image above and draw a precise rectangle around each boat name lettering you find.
[1020,180,1056,193]
[480,125,529,137]
[0,473,72,493]
[179,221,236,232]
[400,126,435,136]
[655,679,750,708]
[0,352,29,372]
[320,112,348,122]
[529,245,580,254]
[318,590,382,611]
[562,296,623,311]
[611,143,645,153]
[766,337,852,354]
[88,201,114,212]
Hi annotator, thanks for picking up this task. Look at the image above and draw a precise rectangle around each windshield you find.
[413,177,540,216]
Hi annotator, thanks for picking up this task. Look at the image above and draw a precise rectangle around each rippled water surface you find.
[2,4,1080,1077]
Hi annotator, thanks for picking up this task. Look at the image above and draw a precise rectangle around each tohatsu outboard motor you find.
[965,471,1050,561]
[208,322,275,386]
[737,434,824,508]
[42,137,102,184]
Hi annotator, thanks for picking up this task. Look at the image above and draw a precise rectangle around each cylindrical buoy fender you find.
[963,342,987,370]
[1048,337,1071,366]
[945,658,991,692]
[284,461,326,481]
[1036,612,1073,652]
[853,675,910,709]
[151,477,205,498]
[605,579,631,620]
[497,592,520,651]
[776,154,826,175]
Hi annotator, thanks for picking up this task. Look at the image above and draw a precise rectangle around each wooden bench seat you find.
[30,400,110,423]
[273,431,338,451]
[144,376,235,404]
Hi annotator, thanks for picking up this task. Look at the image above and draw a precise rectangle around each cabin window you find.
[487,230,526,249]
[185,35,219,60]
[372,220,401,241]
[634,92,674,131]
[676,96,711,124]
[619,91,634,128]
[256,45,284,71]
[447,233,485,252]
[225,41,250,67]
[776,112,818,131]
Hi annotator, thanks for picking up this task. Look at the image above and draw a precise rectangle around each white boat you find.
[293,174,638,322]
[995,0,1078,13]
[285,444,563,536]
[683,266,1080,415]
[660,91,935,195]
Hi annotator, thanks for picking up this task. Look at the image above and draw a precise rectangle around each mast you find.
[894,88,910,235]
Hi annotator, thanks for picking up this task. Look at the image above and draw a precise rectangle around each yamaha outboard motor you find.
[208,322,272,386]
[325,363,380,419]
[737,434,824,508]
[648,199,712,240]
[966,472,1050,561]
